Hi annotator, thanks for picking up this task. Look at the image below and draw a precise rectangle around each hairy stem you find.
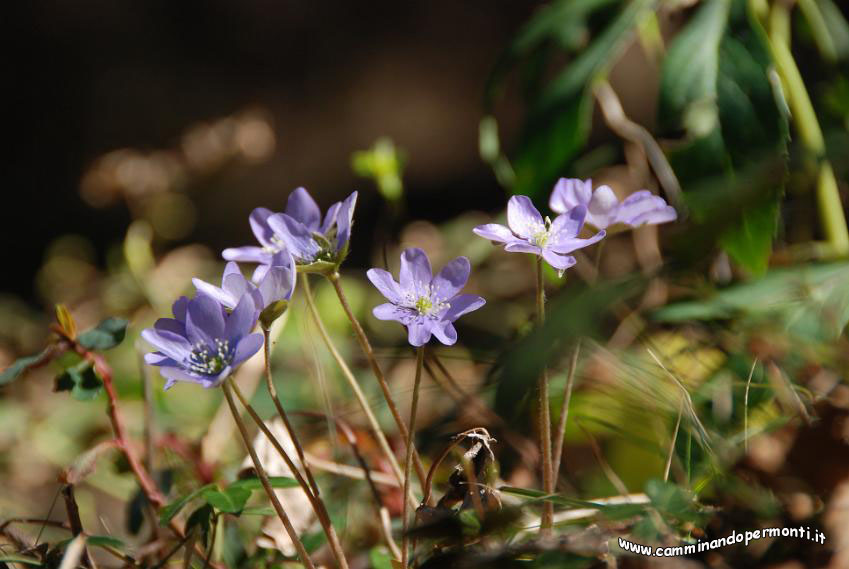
[401,347,425,568]
[262,327,321,497]
[326,271,428,491]
[221,379,316,569]
[301,273,416,509]
[535,258,554,535]
[228,379,349,569]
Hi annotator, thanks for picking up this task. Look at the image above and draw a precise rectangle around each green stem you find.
[535,257,554,535]
[326,271,428,491]
[301,273,417,510]
[401,347,425,568]
[221,379,316,569]
[768,3,849,256]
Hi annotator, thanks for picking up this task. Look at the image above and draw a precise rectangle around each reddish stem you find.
[53,325,165,508]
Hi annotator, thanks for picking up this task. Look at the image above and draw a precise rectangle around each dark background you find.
[9,1,541,301]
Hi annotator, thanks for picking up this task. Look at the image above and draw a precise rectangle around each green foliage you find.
[661,0,789,274]
[159,477,298,525]
[510,0,655,199]
[77,317,128,351]
[653,262,849,340]
[204,486,252,514]
[54,363,103,401]
[0,348,49,386]
[351,138,405,202]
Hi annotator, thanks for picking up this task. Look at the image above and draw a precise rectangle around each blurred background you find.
[4,1,849,567]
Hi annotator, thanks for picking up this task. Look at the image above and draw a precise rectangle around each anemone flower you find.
[192,252,295,327]
[267,188,358,269]
[367,248,485,347]
[473,195,605,273]
[549,178,676,231]
[142,294,263,389]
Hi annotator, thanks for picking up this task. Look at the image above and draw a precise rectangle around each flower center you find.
[187,339,234,375]
[530,217,553,247]
[262,235,287,255]
[405,283,448,317]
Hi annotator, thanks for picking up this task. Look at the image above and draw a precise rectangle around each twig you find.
[594,80,684,212]
[53,326,164,509]
[303,453,398,487]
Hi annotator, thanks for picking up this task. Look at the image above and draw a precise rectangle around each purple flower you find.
[366,248,485,347]
[222,187,358,275]
[268,187,358,269]
[142,294,263,389]
[473,195,605,273]
[549,178,676,230]
[192,252,296,328]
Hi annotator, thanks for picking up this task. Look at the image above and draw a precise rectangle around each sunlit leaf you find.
[159,483,218,526]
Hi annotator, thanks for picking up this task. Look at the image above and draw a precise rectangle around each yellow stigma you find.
[415,296,433,315]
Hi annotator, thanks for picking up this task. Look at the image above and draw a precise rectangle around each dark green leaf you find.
[86,535,125,549]
[660,0,788,274]
[509,0,655,198]
[204,486,251,514]
[77,317,128,351]
[159,483,218,526]
[186,504,214,547]
[0,348,50,386]
[644,478,703,523]
[54,365,103,401]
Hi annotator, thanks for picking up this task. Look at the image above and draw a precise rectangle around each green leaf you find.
[369,547,394,569]
[159,483,218,526]
[506,0,655,198]
[77,317,128,351]
[204,486,252,514]
[660,0,788,275]
[644,478,702,522]
[0,348,50,386]
[228,476,299,492]
[718,200,778,276]
[0,555,42,566]
[658,0,731,133]
[54,364,103,401]
[653,262,849,340]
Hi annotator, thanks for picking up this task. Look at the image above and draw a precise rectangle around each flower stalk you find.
[301,274,417,509]
[326,270,428,490]
[221,379,316,569]
[401,347,425,568]
[535,257,554,535]
[227,379,350,569]
[262,327,321,498]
